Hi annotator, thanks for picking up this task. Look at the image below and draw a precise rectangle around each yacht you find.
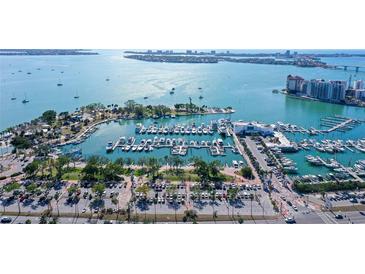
[197,127,203,135]
[119,136,126,145]
[232,147,239,154]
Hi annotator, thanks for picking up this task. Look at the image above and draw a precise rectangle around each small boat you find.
[22,93,29,104]
[198,87,202,90]
[106,142,113,152]
[105,78,110,81]
[27,72,31,75]
[74,91,79,99]
[132,145,138,152]
[11,93,16,100]
[144,96,148,99]
[57,83,63,87]
[170,91,175,95]
[199,95,203,99]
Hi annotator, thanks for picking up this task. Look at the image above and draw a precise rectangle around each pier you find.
[278,115,363,135]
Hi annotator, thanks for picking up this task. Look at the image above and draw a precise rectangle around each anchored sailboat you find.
[22,93,29,104]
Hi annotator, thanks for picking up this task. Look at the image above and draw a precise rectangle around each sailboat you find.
[74,91,79,99]
[57,78,63,86]
[11,93,16,100]
[22,93,29,104]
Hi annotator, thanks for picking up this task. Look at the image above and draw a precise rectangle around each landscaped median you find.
[293,180,365,194]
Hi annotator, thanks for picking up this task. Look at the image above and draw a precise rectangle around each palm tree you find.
[54,191,60,217]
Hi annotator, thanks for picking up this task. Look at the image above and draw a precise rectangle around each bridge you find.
[330,65,365,73]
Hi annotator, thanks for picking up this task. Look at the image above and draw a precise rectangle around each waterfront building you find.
[233,121,274,137]
[287,75,346,103]
[355,89,365,101]
[329,80,346,102]
[286,75,304,93]
[354,80,364,90]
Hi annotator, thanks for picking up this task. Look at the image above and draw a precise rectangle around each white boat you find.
[106,142,113,152]
[232,160,239,168]
[217,139,224,146]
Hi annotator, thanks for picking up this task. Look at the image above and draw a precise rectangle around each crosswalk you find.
[316,211,338,224]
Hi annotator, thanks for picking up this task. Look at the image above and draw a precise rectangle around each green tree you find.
[11,136,31,149]
[146,157,161,181]
[41,110,57,124]
[23,160,40,177]
[25,182,38,193]
[54,155,70,179]
[3,182,20,193]
[183,210,198,223]
[92,183,106,197]
[240,166,253,179]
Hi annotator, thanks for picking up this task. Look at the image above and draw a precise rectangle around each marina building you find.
[233,121,274,137]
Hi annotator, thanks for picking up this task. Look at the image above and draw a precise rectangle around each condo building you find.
[286,75,346,103]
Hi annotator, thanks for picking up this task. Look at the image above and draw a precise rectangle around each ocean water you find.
[1,50,364,172]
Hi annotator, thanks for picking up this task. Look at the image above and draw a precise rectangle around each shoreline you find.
[281,90,365,108]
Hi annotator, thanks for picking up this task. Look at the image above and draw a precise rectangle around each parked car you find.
[285,217,296,224]
[1,217,12,223]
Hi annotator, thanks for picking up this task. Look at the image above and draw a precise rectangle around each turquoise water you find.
[1,50,364,171]
[62,115,243,165]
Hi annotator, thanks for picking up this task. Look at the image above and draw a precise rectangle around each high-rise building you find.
[329,80,346,102]
[286,76,346,102]
[286,75,304,93]
[354,80,364,90]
